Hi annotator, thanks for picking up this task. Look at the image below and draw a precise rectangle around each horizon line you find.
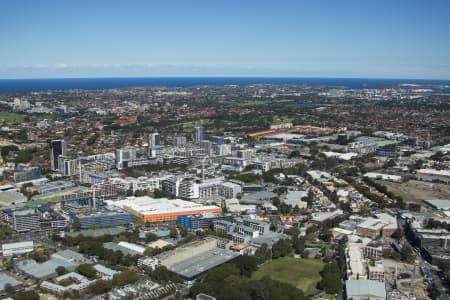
[1,75,450,81]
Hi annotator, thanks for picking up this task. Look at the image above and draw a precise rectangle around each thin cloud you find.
[55,63,68,69]
[1,63,448,79]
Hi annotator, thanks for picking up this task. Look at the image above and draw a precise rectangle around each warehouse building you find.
[103,241,146,256]
[345,279,386,300]
[284,190,308,208]
[109,196,221,223]
[51,249,92,266]
[423,199,450,211]
[94,264,118,280]
[416,169,450,183]
[16,259,66,280]
[240,191,277,205]
[0,273,22,292]
[1,241,34,257]
[311,210,344,225]
[159,237,240,279]
[16,249,91,280]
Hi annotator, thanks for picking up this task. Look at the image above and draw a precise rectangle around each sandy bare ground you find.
[380,179,450,204]
[384,258,430,300]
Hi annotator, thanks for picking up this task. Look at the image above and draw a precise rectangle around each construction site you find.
[384,258,431,300]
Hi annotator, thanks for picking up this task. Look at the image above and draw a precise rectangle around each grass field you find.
[0,112,26,124]
[236,100,270,107]
[29,195,63,205]
[252,257,324,294]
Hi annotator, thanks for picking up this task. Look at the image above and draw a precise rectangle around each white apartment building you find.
[2,241,34,256]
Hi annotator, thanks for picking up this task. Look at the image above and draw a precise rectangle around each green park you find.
[252,257,325,294]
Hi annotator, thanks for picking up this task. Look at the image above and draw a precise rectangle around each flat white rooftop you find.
[323,151,358,160]
[424,199,450,210]
[108,196,220,215]
[357,213,397,231]
[417,169,450,177]
[364,172,402,182]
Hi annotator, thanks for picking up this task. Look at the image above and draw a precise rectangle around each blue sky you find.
[1,0,450,79]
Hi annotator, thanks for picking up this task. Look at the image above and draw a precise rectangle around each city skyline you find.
[1,0,450,79]
[1,1,450,298]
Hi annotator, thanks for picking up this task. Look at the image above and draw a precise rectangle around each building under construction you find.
[414,228,450,264]
[61,189,132,229]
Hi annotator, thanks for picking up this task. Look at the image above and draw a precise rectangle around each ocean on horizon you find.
[0,77,450,93]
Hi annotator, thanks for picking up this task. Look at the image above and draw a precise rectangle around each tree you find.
[178,233,196,245]
[4,283,14,295]
[13,290,39,300]
[320,230,333,243]
[272,239,293,259]
[337,243,347,276]
[305,189,315,207]
[330,190,339,203]
[273,186,287,195]
[196,230,207,239]
[76,264,96,279]
[72,219,82,231]
[144,247,155,256]
[0,225,12,240]
[146,232,158,242]
[189,265,308,300]
[262,168,283,183]
[318,261,342,294]
[1,145,19,158]
[179,226,188,238]
[408,203,421,212]
[358,205,369,215]
[232,255,259,277]
[86,132,99,146]
[151,266,180,283]
[430,151,445,162]
[383,159,396,169]
[284,226,300,237]
[409,159,423,171]
[134,190,147,197]
[55,266,68,276]
[88,279,112,295]
[272,197,281,208]
[400,244,415,263]
[169,227,178,239]
[4,258,14,271]
[153,189,175,199]
[14,148,37,164]
[249,276,307,300]
[254,243,271,263]
[391,228,403,241]
[112,270,139,287]
[293,237,305,254]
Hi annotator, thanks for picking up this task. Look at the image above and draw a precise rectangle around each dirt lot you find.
[384,258,430,300]
[380,179,450,206]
